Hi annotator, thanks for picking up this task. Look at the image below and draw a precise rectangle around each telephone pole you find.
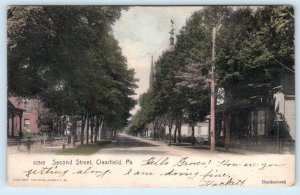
[210,15,227,152]
[210,26,217,151]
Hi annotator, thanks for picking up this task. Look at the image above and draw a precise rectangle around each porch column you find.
[19,113,23,139]
[11,114,15,137]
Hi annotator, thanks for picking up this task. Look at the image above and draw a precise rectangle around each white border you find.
[0,1,299,194]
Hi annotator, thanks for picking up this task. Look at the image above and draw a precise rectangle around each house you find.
[273,72,296,140]
[163,121,209,143]
[214,72,295,152]
[7,99,24,138]
[8,97,45,137]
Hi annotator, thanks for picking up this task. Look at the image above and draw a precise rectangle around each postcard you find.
[7,5,295,188]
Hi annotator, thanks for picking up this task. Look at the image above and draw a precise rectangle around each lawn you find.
[56,140,112,155]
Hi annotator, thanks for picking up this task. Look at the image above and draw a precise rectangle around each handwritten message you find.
[8,154,294,188]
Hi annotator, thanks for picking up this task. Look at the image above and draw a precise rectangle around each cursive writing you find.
[23,166,68,178]
[173,157,211,167]
[141,157,169,166]
[72,166,110,178]
[199,177,247,187]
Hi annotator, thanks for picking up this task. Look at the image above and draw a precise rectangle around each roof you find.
[8,99,25,114]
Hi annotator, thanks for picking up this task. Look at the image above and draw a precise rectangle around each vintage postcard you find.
[7,5,295,188]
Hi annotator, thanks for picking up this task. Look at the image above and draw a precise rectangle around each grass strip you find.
[56,140,112,155]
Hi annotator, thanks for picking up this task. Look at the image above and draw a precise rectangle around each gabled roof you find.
[8,99,25,114]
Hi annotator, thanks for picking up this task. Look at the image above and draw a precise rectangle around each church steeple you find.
[169,19,175,51]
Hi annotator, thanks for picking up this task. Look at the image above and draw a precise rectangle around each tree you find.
[216,6,294,150]
[8,6,137,144]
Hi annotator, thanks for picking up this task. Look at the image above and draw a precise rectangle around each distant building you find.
[164,121,209,143]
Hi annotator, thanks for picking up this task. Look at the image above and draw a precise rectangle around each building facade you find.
[8,97,44,137]
[213,72,295,152]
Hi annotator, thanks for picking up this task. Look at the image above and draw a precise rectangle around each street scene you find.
[7,133,250,156]
[7,6,295,155]
[6,5,295,188]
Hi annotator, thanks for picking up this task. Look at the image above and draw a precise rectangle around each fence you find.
[226,137,295,153]
[8,136,68,147]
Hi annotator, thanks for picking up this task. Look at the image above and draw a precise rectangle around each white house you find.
[164,121,209,143]
[273,72,295,140]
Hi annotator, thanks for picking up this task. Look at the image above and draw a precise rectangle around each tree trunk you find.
[154,119,158,140]
[109,129,113,139]
[59,119,63,136]
[177,117,182,143]
[156,119,160,140]
[90,116,94,143]
[225,112,232,151]
[70,116,76,147]
[86,116,89,144]
[80,114,87,145]
[101,121,106,139]
[191,125,195,145]
[158,118,164,140]
[94,116,101,142]
[168,125,172,145]
[114,130,116,138]
[61,120,64,135]
[58,120,61,136]
[72,122,76,147]
[153,120,157,140]
[173,126,177,143]
[56,117,59,135]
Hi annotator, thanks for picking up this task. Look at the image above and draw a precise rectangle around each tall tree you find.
[8,6,137,144]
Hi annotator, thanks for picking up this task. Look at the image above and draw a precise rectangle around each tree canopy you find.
[8,6,137,141]
[127,6,294,145]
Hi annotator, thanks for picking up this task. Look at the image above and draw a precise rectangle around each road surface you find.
[98,133,222,156]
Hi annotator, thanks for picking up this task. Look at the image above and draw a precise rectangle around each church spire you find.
[169,19,175,51]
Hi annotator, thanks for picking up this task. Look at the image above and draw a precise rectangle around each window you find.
[250,110,266,136]
[24,119,30,130]
[257,110,266,136]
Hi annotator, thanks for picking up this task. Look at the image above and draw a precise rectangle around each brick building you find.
[8,97,44,137]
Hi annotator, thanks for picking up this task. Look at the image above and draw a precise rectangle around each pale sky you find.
[112,6,203,114]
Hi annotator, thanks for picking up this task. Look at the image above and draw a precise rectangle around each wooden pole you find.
[210,26,216,151]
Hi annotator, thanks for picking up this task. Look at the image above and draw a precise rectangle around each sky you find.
[112,6,203,114]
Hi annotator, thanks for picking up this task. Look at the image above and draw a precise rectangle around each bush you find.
[22,129,31,139]
[181,136,196,143]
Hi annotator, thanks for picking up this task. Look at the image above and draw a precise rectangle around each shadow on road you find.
[106,136,159,148]
[98,135,168,155]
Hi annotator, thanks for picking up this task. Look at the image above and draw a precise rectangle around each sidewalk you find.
[132,135,281,155]
[7,141,80,155]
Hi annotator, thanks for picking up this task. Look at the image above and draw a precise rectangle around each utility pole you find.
[210,14,227,152]
[210,26,217,151]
